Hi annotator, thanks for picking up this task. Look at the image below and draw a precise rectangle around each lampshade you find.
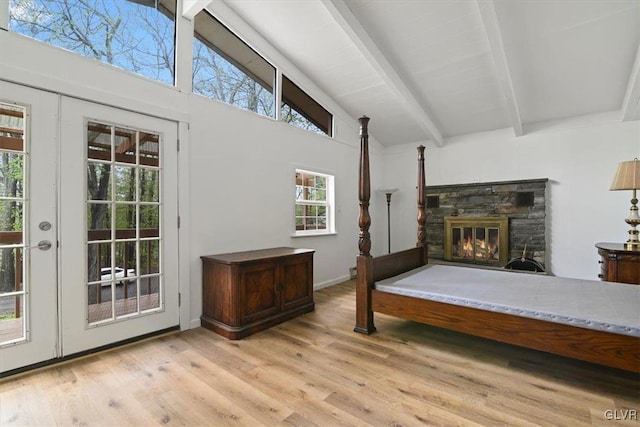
[610,159,640,191]
[378,188,399,194]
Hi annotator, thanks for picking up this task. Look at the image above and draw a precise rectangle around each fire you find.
[461,235,498,260]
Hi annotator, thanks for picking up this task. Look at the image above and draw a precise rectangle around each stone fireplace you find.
[426,178,547,269]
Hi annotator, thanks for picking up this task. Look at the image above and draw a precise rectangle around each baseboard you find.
[314,274,350,290]
[189,318,202,329]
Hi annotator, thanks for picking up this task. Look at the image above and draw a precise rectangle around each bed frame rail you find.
[372,247,426,282]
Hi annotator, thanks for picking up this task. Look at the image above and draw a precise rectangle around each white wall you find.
[381,114,640,280]
[187,93,381,326]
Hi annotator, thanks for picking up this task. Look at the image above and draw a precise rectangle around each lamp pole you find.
[379,188,398,254]
[385,192,393,253]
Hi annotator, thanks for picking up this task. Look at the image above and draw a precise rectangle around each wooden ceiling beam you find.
[621,44,640,122]
[182,0,212,20]
[321,0,445,147]
[476,0,523,137]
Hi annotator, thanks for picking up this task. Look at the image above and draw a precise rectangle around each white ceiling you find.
[221,0,640,146]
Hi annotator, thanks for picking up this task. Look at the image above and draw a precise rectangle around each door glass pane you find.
[0,153,24,198]
[86,121,162,325]
[0,103,27,345]
[0,295,25,343]
[87,123,112,161]
[116,279,138,317]
[114,127,137,165]
[87,162,112,200]
[87,203,111,241]
[139,169,159,202]
[115,166,136,201]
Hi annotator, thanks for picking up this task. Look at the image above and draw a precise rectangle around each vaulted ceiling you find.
[216,0,639,146]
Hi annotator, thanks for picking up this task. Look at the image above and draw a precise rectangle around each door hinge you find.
[178,293,181,307]
[178,216,181,228]
[177,139,180,152]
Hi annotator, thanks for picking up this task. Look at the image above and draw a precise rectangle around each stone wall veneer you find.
[426,178,547,269]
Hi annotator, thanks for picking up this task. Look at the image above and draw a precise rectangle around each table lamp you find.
[610,158,640,248]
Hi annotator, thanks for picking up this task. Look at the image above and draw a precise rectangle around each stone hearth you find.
[425,178,547,269]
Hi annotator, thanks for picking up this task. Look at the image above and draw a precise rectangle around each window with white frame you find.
[295,169,334,235]
[8,0,177,86]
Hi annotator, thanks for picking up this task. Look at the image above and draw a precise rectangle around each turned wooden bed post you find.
[354,116,376,334]
[416,145,428,263]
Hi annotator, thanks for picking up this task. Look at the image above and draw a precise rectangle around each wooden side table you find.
[201,247,315,339]
[595,242,640,285]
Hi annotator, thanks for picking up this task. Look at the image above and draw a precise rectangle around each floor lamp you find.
[379,188,398,253]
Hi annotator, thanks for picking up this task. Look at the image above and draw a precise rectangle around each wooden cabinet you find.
[201,247,315,339]
[595,242,640,285]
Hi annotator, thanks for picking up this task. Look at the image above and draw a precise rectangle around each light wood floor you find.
[1,281,638,426]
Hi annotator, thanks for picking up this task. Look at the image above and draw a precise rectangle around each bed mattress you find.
[376,264,640,337]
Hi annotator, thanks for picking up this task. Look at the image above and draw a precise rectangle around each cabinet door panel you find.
[241,261,279,322]
[616,255,640,284]
[282,254,313,311]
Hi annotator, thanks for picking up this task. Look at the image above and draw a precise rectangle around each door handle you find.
[28,240,52,251]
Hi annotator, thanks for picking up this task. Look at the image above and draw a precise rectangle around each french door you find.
[59,97,179,356]
[0,83,179,373]
[0,82,59,373]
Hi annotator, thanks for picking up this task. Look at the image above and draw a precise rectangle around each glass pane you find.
[87,242,111,283]
[87,122,112,161]
[139,133,159,167]
[140,205,159,236]
[115,204,137,239]
[0,153,24,198]
[139,168,159,202]
[0,200,23,232]
[87,203,111,241]
[0,295,25,343]
[463,227,473,259]
[305,218,316,229]
[114,127,137,165]
[0,103,25,152]
[115,241,137,280]
[114,165,136,201]
[475,228,486,260]
[193,12,275,119]
[281,75,332,136]
[88,283,113,324]
[140,240,160,275]
[488,228,499,260]
[452,228,462,257]
[0,248,23,293]
[116,279,138,317]
[87,162,112,200]
[140,276,160,311]
[9,0,177,86]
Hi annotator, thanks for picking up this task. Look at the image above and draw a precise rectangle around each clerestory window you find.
[192,10,275,118]
[8,0,177,86]
[282,76,333,137]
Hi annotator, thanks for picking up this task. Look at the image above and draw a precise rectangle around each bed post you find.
[416,145,428,264]
[354,116,376,334]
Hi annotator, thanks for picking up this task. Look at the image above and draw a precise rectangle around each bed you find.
[353,116,640,373]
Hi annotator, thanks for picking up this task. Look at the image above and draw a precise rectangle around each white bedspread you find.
[376,264,640,337]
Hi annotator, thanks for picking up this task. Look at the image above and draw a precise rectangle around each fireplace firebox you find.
[444,217,508,266]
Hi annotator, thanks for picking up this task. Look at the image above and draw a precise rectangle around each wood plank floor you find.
[1,280,638,426]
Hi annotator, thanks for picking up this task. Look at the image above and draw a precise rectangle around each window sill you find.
[291,232,337,238]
